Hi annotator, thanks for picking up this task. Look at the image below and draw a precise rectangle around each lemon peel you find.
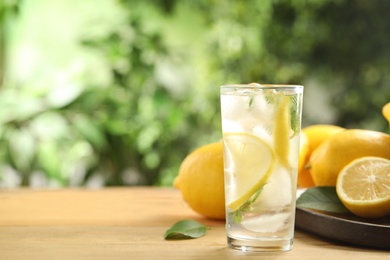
[174,141,225,220]
[274,95,291,168]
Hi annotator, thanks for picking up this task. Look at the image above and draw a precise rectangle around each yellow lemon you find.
[174,141,225,220]
[298,132,309,174]
[297,132,314,188]
[302,124,345,155]
[297,124,345,188]
[310,129,390,186]
[223,133,275,211]
[383,102,390,126]
[274,95,291,168]
[336,156,390,218]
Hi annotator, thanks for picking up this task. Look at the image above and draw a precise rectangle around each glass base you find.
[227,236,293,252]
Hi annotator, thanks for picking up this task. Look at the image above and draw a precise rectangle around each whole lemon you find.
[298,124,345,187]
[310,129,390,186]
[383,101,390,126]
[303,124,345,154]
[174,141,225,220]
[297,132,313,187]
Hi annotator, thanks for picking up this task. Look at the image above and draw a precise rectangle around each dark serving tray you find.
[295,207,390,250]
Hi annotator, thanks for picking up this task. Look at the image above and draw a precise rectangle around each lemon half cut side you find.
[223,133,275,211]
[336,156,390,219]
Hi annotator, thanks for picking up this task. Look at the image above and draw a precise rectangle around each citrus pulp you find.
[336,156,390,218]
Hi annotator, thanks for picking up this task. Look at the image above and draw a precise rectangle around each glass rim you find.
[220,83,303,89]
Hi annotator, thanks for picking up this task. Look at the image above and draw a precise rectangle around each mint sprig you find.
[229,185,266,223]
[289,95,300,137]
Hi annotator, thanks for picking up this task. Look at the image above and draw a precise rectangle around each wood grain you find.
[0,187,388,259]
[0,187,221,226]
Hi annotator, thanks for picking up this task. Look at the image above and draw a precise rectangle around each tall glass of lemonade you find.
[220,83,303,252]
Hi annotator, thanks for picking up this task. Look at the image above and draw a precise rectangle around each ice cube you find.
[256,164,292,208]
[222,119,246,133]
[221,95,252,121]
[253,125,273,147]
[241,212,291,233]
[247,94,273,118]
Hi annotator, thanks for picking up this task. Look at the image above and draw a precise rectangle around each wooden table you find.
[0,187,388,259]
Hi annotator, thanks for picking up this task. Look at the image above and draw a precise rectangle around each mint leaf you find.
[248,96,254,108]
[164,220,207,240]
[296,187,349,213]
[229,185,265,223]
[289,95,300,137]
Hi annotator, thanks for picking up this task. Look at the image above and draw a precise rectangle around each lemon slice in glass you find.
[274,95,291,168]
[336,156,390,218]
[223,132,275,211]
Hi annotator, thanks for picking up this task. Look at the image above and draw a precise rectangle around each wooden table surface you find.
[0,187,388,259]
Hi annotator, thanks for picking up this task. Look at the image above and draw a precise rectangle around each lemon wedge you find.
[274,95,291,168]
[336,156,390,218]
[223,132,275,211]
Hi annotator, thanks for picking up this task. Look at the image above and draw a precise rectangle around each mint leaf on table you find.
[164,220,207,240]
[296,186,349,214]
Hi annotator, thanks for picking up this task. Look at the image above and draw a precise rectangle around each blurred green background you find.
[1,0,389,188]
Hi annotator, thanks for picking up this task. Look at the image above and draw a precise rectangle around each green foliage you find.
[300,0,390,130]
[1,0,390,187]
[1,0,20,85]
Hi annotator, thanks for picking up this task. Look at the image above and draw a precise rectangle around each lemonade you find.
[220,84,303,252]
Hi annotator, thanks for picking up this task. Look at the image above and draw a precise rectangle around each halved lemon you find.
[336,156,390,218]
[223,132,275,211]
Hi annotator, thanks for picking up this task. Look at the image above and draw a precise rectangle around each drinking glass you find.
[220,83,303,252]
